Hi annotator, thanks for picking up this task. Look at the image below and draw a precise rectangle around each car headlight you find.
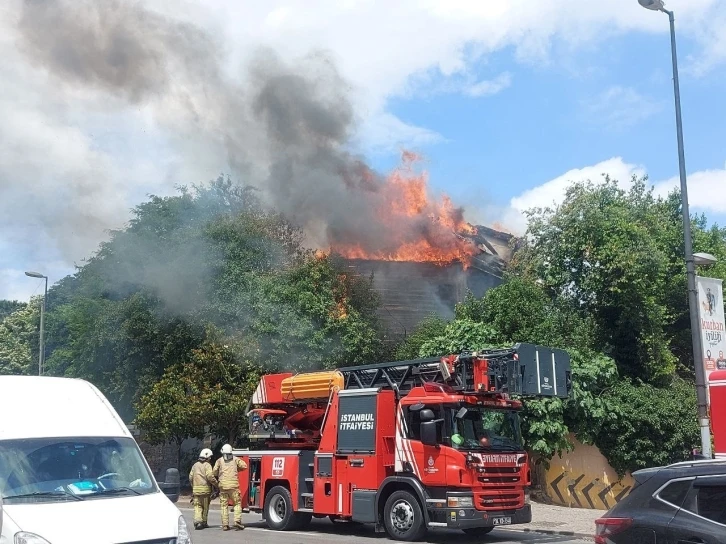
[177,514,192,544]
[15,533,52,544]
[447,496,473,508]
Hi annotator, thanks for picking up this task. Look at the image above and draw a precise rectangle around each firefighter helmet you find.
[199,448,213,460]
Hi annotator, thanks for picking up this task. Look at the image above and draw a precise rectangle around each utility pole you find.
[24,271,48,376]
[637,0,712,457]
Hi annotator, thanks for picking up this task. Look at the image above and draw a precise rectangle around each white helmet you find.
[199,448,213,460]
[221,444,233,455]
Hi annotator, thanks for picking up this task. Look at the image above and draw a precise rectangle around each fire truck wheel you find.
[383,490,426,541]
[264,486,306,531]
[462,527,494,536]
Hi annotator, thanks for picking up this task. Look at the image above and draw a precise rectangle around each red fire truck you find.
[232,343,571,541]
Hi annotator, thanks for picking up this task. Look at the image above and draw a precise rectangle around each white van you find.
[0,376,190,544]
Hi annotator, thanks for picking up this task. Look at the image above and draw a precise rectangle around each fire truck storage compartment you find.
[247,457,262,508]
[351,490,377,523]
[336,389,378,454]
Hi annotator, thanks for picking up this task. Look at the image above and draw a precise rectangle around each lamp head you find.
[638,0,665,10]
[24,271,45,279]
[694,252,718,266]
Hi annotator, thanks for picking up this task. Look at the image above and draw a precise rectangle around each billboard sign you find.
[696,276,726,403]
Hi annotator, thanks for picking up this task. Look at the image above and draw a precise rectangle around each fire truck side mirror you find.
[419,409,435,422]
[420,421,439,447]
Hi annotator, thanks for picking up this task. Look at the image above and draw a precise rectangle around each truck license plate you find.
[492,517,512,525]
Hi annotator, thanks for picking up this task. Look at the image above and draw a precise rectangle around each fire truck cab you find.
[233,343,571,541]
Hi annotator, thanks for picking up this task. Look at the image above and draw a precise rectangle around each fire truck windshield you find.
[447,406,522,452]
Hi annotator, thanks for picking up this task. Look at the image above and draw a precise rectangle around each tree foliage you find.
[597,378,700,476]
[0,300,27,321]
[0,299,40,375]
[511,176,726,384]
[134,328,262,450]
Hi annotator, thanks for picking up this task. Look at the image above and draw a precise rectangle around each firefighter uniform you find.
[213,446,247,530]
[189,450,217,529]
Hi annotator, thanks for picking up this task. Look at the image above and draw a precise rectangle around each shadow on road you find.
[224,519,585,543]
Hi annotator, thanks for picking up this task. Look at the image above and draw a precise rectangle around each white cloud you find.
[464,73,513,97]
[499,158,726,235]
[582,86,665,129]
[499,157,645,233]
[653,162,726,214]
[354,111,445,156]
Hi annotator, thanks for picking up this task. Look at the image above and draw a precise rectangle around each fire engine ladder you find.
[337,343,572,399]
[337,349,514,397]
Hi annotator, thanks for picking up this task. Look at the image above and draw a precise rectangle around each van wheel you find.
[383,490,427,541]
[462,527,494,536]
[264,486,310,531]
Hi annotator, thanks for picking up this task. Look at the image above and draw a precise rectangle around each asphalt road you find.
[180,508,590,544]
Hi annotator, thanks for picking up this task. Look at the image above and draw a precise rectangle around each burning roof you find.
[319,151,514,271]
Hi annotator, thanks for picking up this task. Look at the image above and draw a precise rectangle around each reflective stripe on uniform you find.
[189,461,217,494]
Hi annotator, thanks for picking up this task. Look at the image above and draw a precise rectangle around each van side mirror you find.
[159,468,180,503]
[420,421,439,446]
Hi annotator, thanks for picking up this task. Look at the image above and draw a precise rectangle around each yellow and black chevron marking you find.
[546,470,633,510]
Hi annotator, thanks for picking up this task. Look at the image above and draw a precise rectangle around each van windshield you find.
[0,437,157,502]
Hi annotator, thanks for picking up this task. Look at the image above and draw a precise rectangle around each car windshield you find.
[0,436,156,502]
[448,406,523,452]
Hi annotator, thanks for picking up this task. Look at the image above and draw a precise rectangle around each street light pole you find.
[24,271,48,376]
[638,0,712,458]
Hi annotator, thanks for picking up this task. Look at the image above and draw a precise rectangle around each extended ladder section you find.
[338,342,572,399]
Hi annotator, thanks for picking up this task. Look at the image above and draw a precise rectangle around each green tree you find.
[596,377,699,476]
[0,300,26,321]
[0,299,40,375]
[510,176,726,384]
[134,363,206,466]
[187,334,262,446]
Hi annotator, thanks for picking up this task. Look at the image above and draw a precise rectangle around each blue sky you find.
[371,23,726,227]
[1,0,725,301]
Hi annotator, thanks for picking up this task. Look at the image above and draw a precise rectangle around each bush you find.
[595,377,699,476]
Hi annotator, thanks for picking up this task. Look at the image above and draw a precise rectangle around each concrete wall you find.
[544,435,634,511]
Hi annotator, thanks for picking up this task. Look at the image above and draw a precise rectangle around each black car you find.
[594,459,726,543]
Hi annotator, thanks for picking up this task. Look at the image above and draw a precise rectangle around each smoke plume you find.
[9,0,470,270]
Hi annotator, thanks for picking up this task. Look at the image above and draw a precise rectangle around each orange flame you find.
[330,151,479,266]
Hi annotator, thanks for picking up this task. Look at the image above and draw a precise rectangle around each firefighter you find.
[189,448,217,530]
[213,443,247,531]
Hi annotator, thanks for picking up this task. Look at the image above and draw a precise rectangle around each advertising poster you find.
[696,276,726,404]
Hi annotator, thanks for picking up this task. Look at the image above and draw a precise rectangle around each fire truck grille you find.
[475,487,523,510]
[477,466,522,485]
